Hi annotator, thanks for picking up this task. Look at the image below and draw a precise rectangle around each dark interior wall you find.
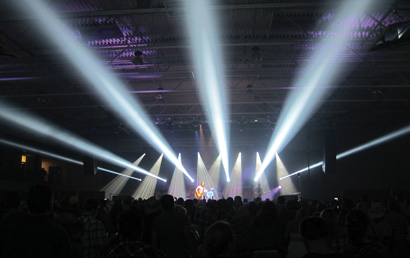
[294,128,410,200]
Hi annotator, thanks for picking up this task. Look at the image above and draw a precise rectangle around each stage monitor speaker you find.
[323,133,336,173]
[83,156,97,175]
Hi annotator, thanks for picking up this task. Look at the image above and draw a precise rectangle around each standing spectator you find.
[80,198,107,258]
[0,191,26,257]
[56,196,84,258]
[102,210,166,258]
[152,195,192,258]
[254,183,262,200]
[197,221,235,258]
[386,199,409,258]
[367,201,393,251]
[2,184,73,258]
[243,200,287,255]
[299,217,345,258]
[343,209,390,258]
[320,209,348,253]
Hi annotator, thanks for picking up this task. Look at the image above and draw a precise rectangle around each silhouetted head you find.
[205,221,234,258]
[28,184,52,215]
[346,209,369,243]
[118,210,144,240]
[300,217,329,241]
[160,194,174,211]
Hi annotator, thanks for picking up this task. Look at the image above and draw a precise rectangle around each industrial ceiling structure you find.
[1,0,410,155]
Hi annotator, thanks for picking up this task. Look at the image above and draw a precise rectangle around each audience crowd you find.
[0,184,410,258]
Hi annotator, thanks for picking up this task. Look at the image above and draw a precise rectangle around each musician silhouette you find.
[194,182,208,199]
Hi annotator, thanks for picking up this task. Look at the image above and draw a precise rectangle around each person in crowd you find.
[342,209,390,258]
[320,208,348,253]
[56,196,84,258]
[295,199,310,233]
[338,199,354,227]
[355,202,368,216]
[152,194,193,258]
[367,201,393,251]
[103,210,166,258]
[141,196,161,244]
[0,190,26,257]
[385,198,409,258]
[242,200,287,256]
[197,221,235,258]
[299,217,345,258]
[80,198,107,258]
[254,183,262,200]
[109,198,123,233]
[2,184,73,258]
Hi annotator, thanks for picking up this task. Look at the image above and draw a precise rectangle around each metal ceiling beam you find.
[2,1,401,21]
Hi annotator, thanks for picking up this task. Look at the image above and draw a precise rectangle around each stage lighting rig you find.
[368,21,410,52]
[132,50,144,65]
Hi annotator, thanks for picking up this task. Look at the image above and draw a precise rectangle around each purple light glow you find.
[261,185,282,200]
[0,77,38,81]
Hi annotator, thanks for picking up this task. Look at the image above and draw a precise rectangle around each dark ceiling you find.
[1,0,410,156]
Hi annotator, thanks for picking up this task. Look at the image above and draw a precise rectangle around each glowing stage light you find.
[280,162,323,180]
[0,138,142,181]
[255,152,270,198]
[132,154,164,199]
[208,154,222,192]
[12,0,193,182]
[276,153,297,194]
[223,153,242,198]
[101,154,146,198]
[96,167,142,181]
[0,105,164,181]
[255,0,374,182]
[280,124,410,180]
[197,153,217,199]
[168,154,187,199]
[184,0,230,182]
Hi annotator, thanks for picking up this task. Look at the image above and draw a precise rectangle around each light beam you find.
[0,138,142,181]
[168,154,187,199]
[184,0,230,182]
[223,153,242,198]
[12,0,193,182]
[255,0,374,181]
[101,154,146,198]
[132,154,164,199]
[0,105,164,181]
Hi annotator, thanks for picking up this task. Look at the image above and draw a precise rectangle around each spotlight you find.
[185,0,230,182]
[132,50,144,65]
[368,21,410,52]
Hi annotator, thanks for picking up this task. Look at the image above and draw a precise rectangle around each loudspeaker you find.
[323,133,336,173]
[83,156,97,175]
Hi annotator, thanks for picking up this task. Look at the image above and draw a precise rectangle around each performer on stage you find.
[254,183,262,199]
[194,181,208,199]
